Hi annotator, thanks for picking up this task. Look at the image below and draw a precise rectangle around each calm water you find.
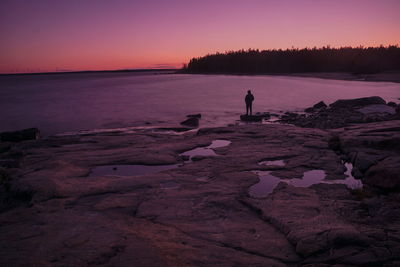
[1,71,399,136]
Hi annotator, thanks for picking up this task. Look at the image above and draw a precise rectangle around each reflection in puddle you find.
[341,162,363,189]
[248,171,281,198]
[89,164,179,177]
[208,140,231,149]
[249,162,362,198]
[181,147,217,158]
[284,170,327,187]
[196,177,211,182]
[180,139,231,161]
[160,181,180,189]
[263,115,281,124]
[258,160,285,166]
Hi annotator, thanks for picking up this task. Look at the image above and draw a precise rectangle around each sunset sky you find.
[1,0,399,74]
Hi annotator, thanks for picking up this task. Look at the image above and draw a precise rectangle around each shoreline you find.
[180,70,400,83]
[3,69,400,83]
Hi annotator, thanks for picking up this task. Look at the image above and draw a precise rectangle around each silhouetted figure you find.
[245,90,254,115]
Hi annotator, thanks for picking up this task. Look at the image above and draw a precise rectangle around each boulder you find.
[387,102,397,108]
[352,152,386,174]
[180,117,199,127]
[329,96,386,109]
[186,114,201,119]
[240,114,263,122]
[313,101,328,109]
[0,128,40,142]
[363,157,400,190]
[280,96,399,129]
[305,101,327,113]
[357,104,396,115]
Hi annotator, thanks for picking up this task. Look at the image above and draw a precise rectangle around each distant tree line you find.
[183,45,400,74]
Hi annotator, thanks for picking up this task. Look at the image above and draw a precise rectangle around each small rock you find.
[180,117,199,127]
[0,128,40,142]
[305,101,327,113]
[0,159,19,168]
[313,101,327,109]
[330,96,386,109]
[191,155,208,161]
[186,114,201,119]
[387,102,397,108]
[240,114,263,122]
[180,155,190,161]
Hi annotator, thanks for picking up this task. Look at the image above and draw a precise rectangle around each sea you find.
[1,71,399,136]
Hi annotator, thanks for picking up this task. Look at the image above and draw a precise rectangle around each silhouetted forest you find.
[183,46,400,74]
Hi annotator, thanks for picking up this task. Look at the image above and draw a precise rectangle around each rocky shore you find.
[1,97,400,266]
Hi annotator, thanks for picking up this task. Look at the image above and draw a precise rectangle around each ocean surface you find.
[1,71,399,136]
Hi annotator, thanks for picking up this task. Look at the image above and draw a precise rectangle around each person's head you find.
[247,90,251,94]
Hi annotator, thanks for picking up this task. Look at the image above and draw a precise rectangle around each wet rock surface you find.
[1,118,400,265]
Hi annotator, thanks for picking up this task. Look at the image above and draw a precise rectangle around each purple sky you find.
[1,0,399,73]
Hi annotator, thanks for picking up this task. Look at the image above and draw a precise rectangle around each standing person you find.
[245,90,254,115]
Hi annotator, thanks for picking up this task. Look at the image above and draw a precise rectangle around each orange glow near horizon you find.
[1,0,399,74]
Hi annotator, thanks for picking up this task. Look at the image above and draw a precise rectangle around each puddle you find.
[89,164,179,177]
[181,147,218,158]
[263,115,281,123]
[248,171,281,198]
[249,162,362,198]
[249,170,327,198]
[208,140,231,149]
[340,162,363,189]
[258,160,285,166]
[284,170,327,187]
[196,177,211,182]
[180,139,231,161]
[160,181,180,189]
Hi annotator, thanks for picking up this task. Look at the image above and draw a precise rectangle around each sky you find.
[1,0,399,74]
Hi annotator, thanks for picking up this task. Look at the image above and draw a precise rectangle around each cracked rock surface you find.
[1,121,400,266]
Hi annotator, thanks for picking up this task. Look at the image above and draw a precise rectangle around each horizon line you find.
[3,44,399,75]
[0,68,179,76]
